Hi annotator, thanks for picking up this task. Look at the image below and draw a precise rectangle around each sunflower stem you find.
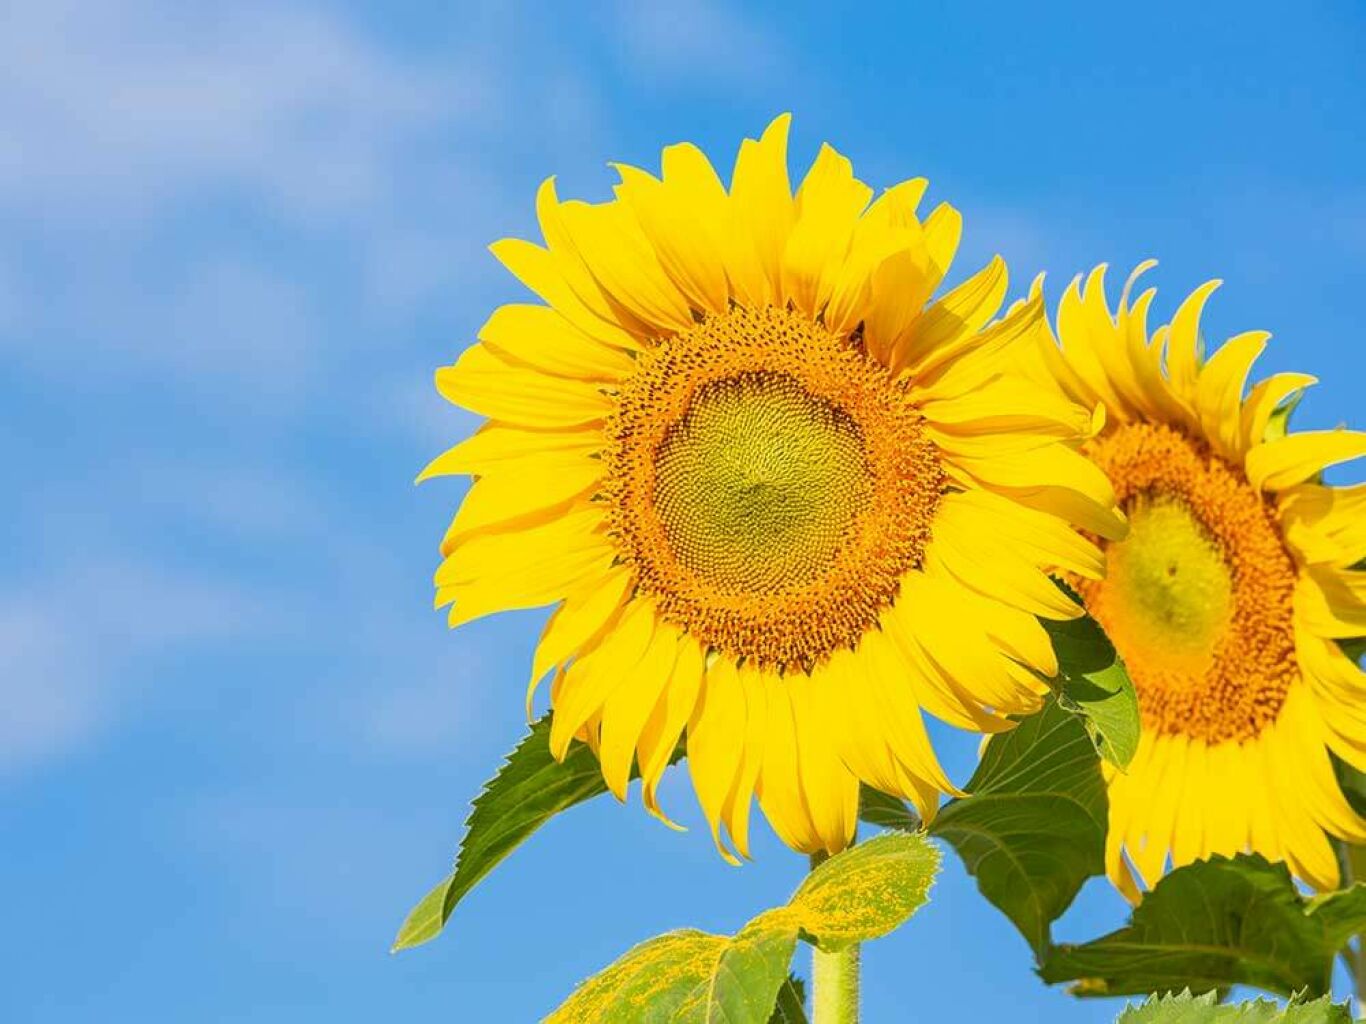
[809,851,860,1024]
[1341,842,1366,1016]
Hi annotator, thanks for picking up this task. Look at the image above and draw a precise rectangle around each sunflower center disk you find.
[1105,496,1233,671]
[653,373,870,593]
[1077,422,1298,743]
[605,305,944,671]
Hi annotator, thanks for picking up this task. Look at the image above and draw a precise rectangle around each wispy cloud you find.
[0,0,488,223]
[0,0,789,783]
[0,559,259,773]
[610,0,786,89]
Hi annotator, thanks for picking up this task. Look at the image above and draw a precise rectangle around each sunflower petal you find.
[436,344,615,428]
[1246,430,1366,492]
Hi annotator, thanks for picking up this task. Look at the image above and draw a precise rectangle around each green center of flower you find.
[653,372,871,593]
[1104,495,1233,666]
[1075,421,1299,743]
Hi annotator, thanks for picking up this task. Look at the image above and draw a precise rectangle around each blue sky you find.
[3,2,1365,1020]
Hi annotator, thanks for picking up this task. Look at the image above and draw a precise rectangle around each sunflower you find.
[422,116,1122,860]
[1034,263,1366,894]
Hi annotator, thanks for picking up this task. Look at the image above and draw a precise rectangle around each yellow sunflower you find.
[1035,262,1366,894]
[422,116,1123,861]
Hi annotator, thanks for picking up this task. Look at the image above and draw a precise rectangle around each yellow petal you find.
[948,444,1123,541]
[1297,568,1366,637]
[727,114,795,308]
[934,488,1105,579]
[687,656,748,863]
[1260,716,1341,889]
[966,592,1059,677]
[1128,733,1187,887]
[489,234,642,350]
[720,662,769,858]
[822,644,904,797]
[1279,483,1366,567]
[436,344,615,428]
[1168,738,1207,869]
[533,178,653,339]
[857,626,959,795]
[528,566,634,718]
[881,594,1015,734]
[556,199,695,334]
[1244,733,1283,865]
[755,671,822,853]
[599,622,682,800]
[902,287,1044,384]
[781,143,872,317]
[1246,430,1366,492]
[1281,688,1366,842]
[478,303,636,381]
[444,454,602,542]
[435,507,614,626]
[1240,372,1316,451]
[824,204,932,346]
[928,497,1085,620]
[896,562,1032,715]
[789,670,859,852]
[417,424,601,482]
[893,256,1007,375]
[1200,740,1248,859]
[921,202,961,283]
[1163,279,1221,401]
[1194,329,1269,459]
[864,177,928,226]
[613,146,730,315]
[863,245,936,361]
[1105,781,1144,904]
[549,598,657,760]
[921,376,1094,439]
[637,637,705,826]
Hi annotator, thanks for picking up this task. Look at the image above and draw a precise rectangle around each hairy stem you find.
[1340,842,1366,1017]
[809,851,860,1024]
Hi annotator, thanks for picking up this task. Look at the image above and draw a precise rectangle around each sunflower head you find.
[1038,263,1366,894]
[424,117,1122,861]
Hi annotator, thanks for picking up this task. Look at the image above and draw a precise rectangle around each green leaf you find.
[547,833,937,1022]
[393,714,681,952]
[681,911,801,1024]
[1044,609,1141,769]
[1041,853,1366,998]
[767,976,808,1024]
[1306,883,1366,953]
[858,784,919,833]
[790,832,941,952]
[930,698,1107,958]
[1117,990,1353,1023]
[548,916,798,1024]
[546,929,732,1023]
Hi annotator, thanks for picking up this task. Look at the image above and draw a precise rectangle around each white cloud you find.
[611,0,785,88]
[0,0,803,784]
[0,0,607,421]
[0,559,259,773]
[0,0,489,224]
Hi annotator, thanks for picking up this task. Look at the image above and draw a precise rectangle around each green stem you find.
[812,940,860,1023]
[1342,843,1366,1017]
[809,852,860,1024]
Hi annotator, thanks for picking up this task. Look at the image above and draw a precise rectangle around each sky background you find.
[4,1,1365,1020]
